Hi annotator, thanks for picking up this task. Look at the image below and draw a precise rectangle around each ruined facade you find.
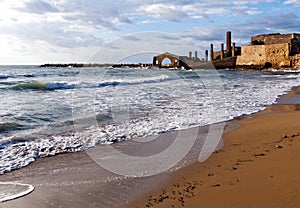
[152,52,201,69]
[237,33,300,69]
[153,51,213,69]
[153,32,300,70]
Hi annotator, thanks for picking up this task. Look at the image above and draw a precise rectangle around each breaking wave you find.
[97,75,172,87]
[10,75,172,91]
[0,122,25,133]
[0,74,9,79]
[0,74,35,80]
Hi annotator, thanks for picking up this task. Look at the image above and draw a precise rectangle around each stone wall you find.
[265,43,290,68]
[291,38,300,55]
[290,54,300,69]
[236,43,293,69]
[236,45,266,67]
[213,51,221,60]
[252,34,292,45]
[213,57,236,69]
[251,33,300,56]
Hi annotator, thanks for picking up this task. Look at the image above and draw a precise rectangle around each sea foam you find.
[0,68,300,175]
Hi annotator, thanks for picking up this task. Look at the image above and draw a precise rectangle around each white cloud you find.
[141,19,155,24]
[284,0,300,4]
[13,0,59,14]
[0,0,274,46]
[0,34,97,64]
[245,9,262,15]
[0,0,295,64]
[136,4,187,22]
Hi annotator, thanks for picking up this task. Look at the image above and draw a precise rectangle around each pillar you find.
[232,42,236,57]
[189,51,192,59]
[226,31,232,52]
[153,57,157,66]
[210,44,214,61]
[205,50,208,62]
[194,51,198,60]
[220,43,224,59]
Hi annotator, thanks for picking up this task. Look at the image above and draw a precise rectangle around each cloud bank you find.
[0,0,299,64]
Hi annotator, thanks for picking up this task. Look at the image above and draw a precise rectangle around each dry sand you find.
[133,87,300,207]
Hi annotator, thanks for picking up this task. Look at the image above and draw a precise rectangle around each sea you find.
[0,65,299,175]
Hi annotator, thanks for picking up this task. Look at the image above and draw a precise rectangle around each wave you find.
[261,74,300,79]
[12,82,48,91]
[22,74,35,78]
[0,122,25,133]
[0,73,35,80]
[0,74,9,79]
[11,82,76,91]
[0,182,35,203]
[98,75,172,87]
[10,75,172,91]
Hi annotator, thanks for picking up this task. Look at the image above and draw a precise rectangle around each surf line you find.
[0,182,35,203]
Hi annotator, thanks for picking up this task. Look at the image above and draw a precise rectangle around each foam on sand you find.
[0,182,34,203]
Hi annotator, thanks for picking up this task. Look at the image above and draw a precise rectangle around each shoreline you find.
[132,86,300,207]
[1,86,300,207]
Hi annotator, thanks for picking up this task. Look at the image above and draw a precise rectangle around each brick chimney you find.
[226,31,232,52]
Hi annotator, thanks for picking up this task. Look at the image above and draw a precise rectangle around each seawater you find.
[0,65,299,174]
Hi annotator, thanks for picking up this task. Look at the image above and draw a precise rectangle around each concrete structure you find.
[237,33,300,69]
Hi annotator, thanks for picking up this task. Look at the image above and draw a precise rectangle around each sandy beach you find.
[2,0,300,207]
[1,86,300,208]
[133,86,300,207]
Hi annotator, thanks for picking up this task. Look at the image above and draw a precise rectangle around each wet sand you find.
[0,123,221,208]
[2,87,300,207]
[133,86,300,207]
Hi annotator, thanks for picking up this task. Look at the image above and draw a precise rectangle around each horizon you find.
[0,0,300,65]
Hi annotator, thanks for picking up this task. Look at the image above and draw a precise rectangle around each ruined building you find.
[208,31,240,69]
[152,32,300,70]
[152,51,208,69]
[236,33,300,69]
[152,31,238,69]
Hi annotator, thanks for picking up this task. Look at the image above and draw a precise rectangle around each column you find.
[210,44,214,61]
[205,50,208,62]
[232,42,236,57]
[220,43,224,59]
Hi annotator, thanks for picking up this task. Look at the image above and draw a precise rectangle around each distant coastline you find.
[39,63,152,68]
[40,32,300,71]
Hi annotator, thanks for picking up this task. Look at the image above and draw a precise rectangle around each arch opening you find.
[264,62,272,68]
[162,58,172,67]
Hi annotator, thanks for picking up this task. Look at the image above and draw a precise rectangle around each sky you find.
[0,0,300,64]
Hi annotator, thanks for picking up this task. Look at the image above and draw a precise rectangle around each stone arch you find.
[153,53,181,68]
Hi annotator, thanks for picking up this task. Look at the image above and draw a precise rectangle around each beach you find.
[1,74,300,207]
[1,87,300,207]
[2,0,300,207]
[133,86,300,207]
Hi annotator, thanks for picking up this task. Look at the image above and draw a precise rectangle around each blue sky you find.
[0,0,299,64]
